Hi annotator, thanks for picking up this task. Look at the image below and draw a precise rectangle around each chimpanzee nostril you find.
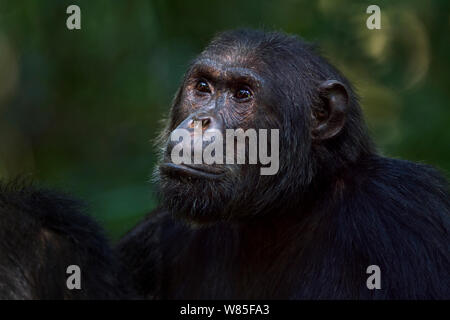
[201,118,211,128]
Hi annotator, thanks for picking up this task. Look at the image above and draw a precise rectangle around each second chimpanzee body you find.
[0,181,128,299]
[117,30,450,299]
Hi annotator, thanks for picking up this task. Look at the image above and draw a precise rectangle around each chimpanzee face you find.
[156,52,282,223]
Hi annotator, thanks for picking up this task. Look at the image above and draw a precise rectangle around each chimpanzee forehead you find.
[195,40,303,80]
[203,43,270,64]
[188,57,264,86]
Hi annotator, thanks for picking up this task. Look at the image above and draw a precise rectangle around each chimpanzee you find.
[0,181,126,299]
[117,29,450,299]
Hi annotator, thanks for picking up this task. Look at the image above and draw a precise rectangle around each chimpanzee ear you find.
[311,80,349,140]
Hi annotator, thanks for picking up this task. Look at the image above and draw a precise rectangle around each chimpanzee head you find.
[155,29,373,223]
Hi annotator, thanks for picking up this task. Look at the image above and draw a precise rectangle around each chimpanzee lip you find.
[160,163,225,179]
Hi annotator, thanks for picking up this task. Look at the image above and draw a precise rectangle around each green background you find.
[0,0,449,240]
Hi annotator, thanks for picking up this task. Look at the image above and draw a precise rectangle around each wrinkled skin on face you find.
[157,61,277,222]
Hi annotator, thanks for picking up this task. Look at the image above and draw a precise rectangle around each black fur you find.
[117,30,450,299]
[0,180,126,299]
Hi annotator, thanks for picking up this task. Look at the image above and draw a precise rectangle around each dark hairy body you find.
[117,30,450,299]
[119,156,449,299]
[0,181,127,299]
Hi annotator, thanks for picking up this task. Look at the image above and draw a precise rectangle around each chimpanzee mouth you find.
[160,163,226,179]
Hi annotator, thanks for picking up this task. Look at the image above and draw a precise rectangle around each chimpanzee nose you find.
[185,114,222,132]
[188,116,211,130]
[165,114,224,161]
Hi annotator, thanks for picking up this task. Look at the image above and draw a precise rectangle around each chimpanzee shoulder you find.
[0,180,125,299]
[322,155,450,299]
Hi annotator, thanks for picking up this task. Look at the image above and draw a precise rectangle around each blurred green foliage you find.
[0,0,449,240]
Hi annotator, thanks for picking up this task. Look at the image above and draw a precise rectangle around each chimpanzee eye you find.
[234,87,252,101]
[195,80,211,93]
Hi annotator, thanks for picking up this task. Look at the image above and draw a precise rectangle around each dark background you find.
[0,0,449,240]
